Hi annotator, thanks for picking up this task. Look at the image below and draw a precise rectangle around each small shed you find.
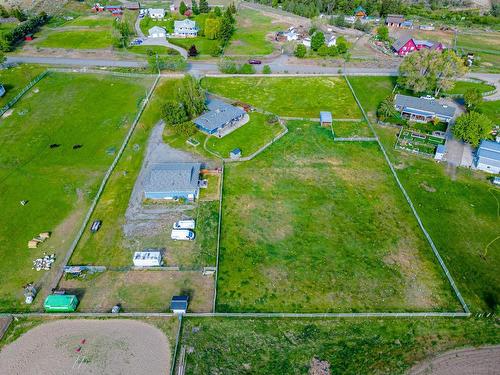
[230,148,242,159]
[434,144,446,161]
[170,295,189,314]
[354,6,367,18]
[25,34,34,41]
[133,251,163,267]
[44,294,79,312]
[320,111,333,127]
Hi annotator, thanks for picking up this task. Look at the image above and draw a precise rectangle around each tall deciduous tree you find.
[162,99,188,125]
[398,49,467,96]
[377,25,389,41]
[295,43,307,58]
[336,36,348,54]
[311,31,325,51]
[453,111,493,147]
[464,88,483,111]
[205,17,221,39]
[177,76,206,118]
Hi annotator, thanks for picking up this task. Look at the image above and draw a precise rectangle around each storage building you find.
[133,251,163,267]
[44,294,78,312]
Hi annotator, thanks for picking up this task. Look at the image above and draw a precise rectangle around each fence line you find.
[212,164,225,312]
[343,74,470,314]
[0,70,48,117]
[47,73,162,294]
[0,311,472,318]
[334,137,378,142]
[47,67,159,78]
[170,316,183,375]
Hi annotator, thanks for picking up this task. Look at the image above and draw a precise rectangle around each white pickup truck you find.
[173,219,196,230]
[171,229,196,241]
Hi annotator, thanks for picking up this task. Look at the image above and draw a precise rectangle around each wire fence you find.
[343,74,470,314]
[0,70,49,117]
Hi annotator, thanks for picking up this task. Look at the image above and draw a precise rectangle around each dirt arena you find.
[409,346,500,375]
[0,319,171,375]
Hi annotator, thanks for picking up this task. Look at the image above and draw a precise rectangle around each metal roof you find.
[149,26,166,34]
[436,144,446,153]
[194,99,246,132]
[386,15,404,23]
[391,36,413,51]
[395,94,456,119]
[144,163,200,193]
[320,111,333,123]
[477,140,500,167]
[171,295,188,310]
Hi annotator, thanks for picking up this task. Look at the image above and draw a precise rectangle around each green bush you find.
[238,63,256,74]
[262,65,272,74]
[294,44,307,58]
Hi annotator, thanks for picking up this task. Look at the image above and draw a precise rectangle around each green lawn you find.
[0,65,46,106]
[225,8,284,56]
[36,29,113,49]
[69,78,180,267]
[0,22,17,38]
[141,16,174,35]
[179,317,500,375]
[332,121,373,138]
[64,15,115,27]
[202,77,362,119]
[478,100,499,125]
[205,112,284,158]
[0,72,151,312]
[217,121,457,313]
[127,45,179,56]
[169,37,221,56]
[444,80,495,95]
[347,76,397,115]
[376,125,500,312]
[473,52,500,73]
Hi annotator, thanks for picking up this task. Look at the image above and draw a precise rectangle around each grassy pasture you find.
[479,100,499,125]
[179,317,500,375]
[0,72,151,311]
[225,8,285,56]
[64,15,115,28]
[376,125,500,311]
[457,32,500,54]
[0,65,46,106]
[205,112,284,158]
[127,45,180,56]
[216,121,457,312]
[36,29,113,49]
[202,77,362,119]
[169,37,221,57]
[332,121,372,138]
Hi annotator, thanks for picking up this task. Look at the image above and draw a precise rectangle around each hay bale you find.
[28,240,39,249]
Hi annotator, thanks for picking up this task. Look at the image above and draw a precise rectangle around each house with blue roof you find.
[193,99,246,136]
[474,140,500,174]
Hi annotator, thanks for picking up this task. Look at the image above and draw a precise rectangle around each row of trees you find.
[162,76,206,136]
[0,13,48,51]
[0,5,27,21]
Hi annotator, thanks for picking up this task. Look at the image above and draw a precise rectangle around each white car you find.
[173,220,196,230]
[171,229,195,241]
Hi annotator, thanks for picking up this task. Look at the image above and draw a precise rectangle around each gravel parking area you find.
[0,319,171,375]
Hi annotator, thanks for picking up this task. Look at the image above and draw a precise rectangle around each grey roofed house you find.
[193,99,246,135]
[391,36,413,51]
[394,94,456,123]
[474,140,500,174]
[386,14,405,25]
[144,163,201,200]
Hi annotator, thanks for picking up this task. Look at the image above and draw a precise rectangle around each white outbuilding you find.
[133,251,163,267]
[148,8,165,19]
[148,26,166,38]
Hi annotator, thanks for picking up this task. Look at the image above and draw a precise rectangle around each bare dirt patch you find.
[419,181,437,193]
[409,346,500,375]
[0,319,171,375]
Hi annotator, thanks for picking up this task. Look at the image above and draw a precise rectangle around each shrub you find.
[218,58,238,73]
[294,44,307,58]
[262,65,272,74]
[317,44,329,57]
[172,121,197,136]
[238,63,256,74]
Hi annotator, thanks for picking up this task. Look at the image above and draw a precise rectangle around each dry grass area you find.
[0,319,171,375]
[59,270,214,312]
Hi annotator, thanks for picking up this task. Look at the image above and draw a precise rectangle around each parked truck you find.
[173,219,196,230]
[171,229,195,241]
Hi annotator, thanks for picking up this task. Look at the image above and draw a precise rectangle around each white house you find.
[302,37,311,47]
[174,19,198,37]
[327,35,337,47]
[148,8,165,19]
[474,140,500,174]
[284,29,298,41]
[132,251,162,267]
[149,26,166,38]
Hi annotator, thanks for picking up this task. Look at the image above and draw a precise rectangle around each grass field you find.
[479,100,499,125]
[36,29,113,49]
[457,32,500,54]
[169,37,221,57]
[444,80,495,95]
[376,125,500,312]
[205,112,284,158]
[127,45,179,56]
[0,72,152,312]
[64,15,115,28]
[332,121,372,138]
[179,317,500,374]
[216,121,457,312]
[225,8,285,56]
[69,78,179,268]
[0,65,46,106]
[202,77,362,119]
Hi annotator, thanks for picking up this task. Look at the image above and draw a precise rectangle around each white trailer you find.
[173,219,196,230]
[133,251,163,267]
[171,229,195,241]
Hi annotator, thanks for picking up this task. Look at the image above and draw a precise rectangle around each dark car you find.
[90,220,102,233]
[248,59,262,65]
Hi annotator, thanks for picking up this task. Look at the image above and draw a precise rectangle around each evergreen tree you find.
[188,44,199,57]
[199,0,210,13]
[294,44,307,58]
[311,32,325,51]
[179,1,188,16]
[192,0,200,15]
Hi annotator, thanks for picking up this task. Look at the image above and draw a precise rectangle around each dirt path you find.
[0,319,171,375]
[408,346,500,375]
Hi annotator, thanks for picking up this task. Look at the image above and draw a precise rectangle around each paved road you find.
[6,55,147,68]
[468,72,500,101]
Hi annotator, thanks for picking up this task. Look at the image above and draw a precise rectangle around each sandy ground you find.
[0,319,171,375]
[408,346,500,375]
